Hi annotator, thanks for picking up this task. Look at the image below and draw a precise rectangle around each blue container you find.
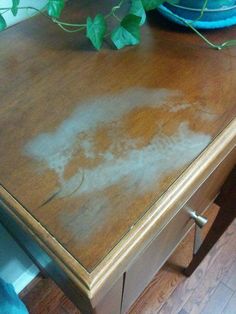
[158,0,236,29]
[175,0,235,9]
[0,278,28,314]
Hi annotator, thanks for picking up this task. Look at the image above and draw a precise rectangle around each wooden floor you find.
[20,202,236,314]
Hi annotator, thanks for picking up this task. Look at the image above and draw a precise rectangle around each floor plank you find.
[22,278,77,314]
[200,282,233,314]
[60,295,80,314]
[222,258,236,291]
[159,221,236,314]
[223,291,236,314]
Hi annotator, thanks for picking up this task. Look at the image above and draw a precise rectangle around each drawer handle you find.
[188,209,208,228]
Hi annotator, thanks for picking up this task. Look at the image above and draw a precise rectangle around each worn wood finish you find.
[0,195,93,313]
[0,192,123,314]
[0,0,236,312]
[122,149,236,313]
[0,0,235,270]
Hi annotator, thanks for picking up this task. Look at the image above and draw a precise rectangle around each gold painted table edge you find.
[0,118,235,312]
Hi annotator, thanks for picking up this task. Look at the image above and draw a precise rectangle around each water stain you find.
[60,122,211,197]
[24,87,213,207]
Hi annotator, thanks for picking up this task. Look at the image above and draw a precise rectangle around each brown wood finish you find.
[0,0,236,312]
[93,276,123,314]
[129,203,222,314]
[0,0,235,270]
[130,166,236,314]
[20,204,236,314]
[122,149,236,313]
[185,166,236,277]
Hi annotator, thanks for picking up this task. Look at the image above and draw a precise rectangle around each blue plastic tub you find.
[158,0,236,29]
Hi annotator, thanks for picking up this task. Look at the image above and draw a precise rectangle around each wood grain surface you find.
[0,0,236,272]
[20,205,236,314]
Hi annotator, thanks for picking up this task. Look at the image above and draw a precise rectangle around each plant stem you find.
[168,10,236,50]
[56,23,85,33]
[0,6,50,20]
[112,12,121,22]
[105,0,125,19]
[52,18,86,27]
[52,0,125,33]
[190,0,208,23]
[0,6,44,13]
[0,8,11,14]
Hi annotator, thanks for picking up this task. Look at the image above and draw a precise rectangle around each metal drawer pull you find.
[188,209,208,228]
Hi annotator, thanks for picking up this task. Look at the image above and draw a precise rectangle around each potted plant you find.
[0,0,235,50]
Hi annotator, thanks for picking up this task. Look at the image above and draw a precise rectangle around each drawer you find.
[122,149,236,313]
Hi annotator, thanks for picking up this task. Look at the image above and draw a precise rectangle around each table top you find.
[0,0,235,283]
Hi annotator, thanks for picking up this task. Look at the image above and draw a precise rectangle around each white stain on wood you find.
[24,88,212,201]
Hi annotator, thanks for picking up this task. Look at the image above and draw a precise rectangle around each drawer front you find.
[122,149,236,313]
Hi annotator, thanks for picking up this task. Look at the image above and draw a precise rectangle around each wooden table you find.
[0,1,235,313]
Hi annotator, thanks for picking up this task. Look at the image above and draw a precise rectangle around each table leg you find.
[184,167,236,277]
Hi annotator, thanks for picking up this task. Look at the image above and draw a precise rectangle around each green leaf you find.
[141,0,164,11]
[130,0,146,25]
[0,14,7,31]
[111,14,141,50]
[86,14,107,50]
[11,0,20,16]
[47,0,65,18]
[142,0,180,11]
